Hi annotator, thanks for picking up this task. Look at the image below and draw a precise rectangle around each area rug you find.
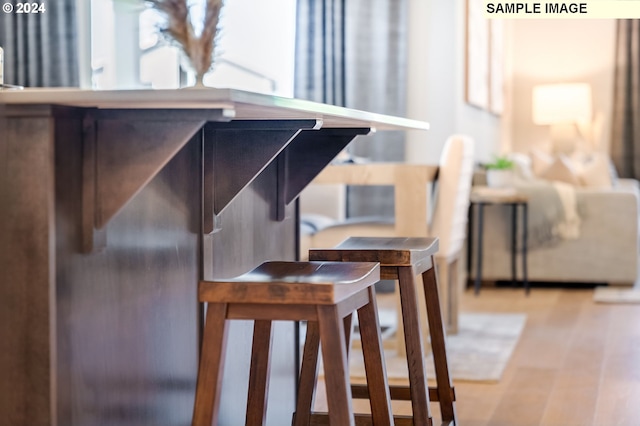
[347,313,526,383]
[593,286,640,304]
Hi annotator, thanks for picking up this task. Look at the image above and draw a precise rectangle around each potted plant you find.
[485,155,514,188]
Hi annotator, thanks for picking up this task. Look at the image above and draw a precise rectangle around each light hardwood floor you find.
[314,285,640,425]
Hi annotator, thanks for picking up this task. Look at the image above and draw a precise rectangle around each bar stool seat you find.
[192,261,394,426]
[310,237,458,426]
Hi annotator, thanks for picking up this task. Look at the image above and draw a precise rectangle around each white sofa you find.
[470,178,639,286]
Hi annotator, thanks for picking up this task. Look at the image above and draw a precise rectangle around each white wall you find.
[509,19,616,154]
[405,0,503,165]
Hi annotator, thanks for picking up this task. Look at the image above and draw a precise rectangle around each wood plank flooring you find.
[314,286,640,425]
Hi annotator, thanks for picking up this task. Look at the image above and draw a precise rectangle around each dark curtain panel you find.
[611,20,640,179]
[0,0,78,87]
[295,0,347,106]
[295,0,407,218]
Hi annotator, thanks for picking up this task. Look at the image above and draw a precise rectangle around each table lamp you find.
[532,83,592,154]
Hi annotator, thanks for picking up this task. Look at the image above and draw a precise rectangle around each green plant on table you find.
[485,155,514,170]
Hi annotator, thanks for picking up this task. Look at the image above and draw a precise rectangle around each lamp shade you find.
[532,83,592,125]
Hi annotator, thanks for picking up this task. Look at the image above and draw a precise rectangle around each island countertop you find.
[1,87,429,131]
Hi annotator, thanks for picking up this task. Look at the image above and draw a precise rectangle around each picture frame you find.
[489,19,504,115]
[465,0,490,110]
[465,0,504,115]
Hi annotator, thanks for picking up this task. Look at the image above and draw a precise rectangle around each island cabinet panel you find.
[2,117,296,426]
[1,112,58,426]
[55,131,202,426]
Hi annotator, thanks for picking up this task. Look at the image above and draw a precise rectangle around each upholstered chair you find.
[300,135,475,335]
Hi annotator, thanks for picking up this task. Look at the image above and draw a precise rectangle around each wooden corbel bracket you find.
[201,119,321,233]
[274,127,371,220]
[82,108,233,252]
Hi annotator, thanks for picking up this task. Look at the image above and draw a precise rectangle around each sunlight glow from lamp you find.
[533,83,592,124]
[532,83,592,153]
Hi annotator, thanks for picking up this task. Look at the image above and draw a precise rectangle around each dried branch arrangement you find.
[147,0,223,80]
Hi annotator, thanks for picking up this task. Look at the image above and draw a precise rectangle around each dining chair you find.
[300,135,475,335]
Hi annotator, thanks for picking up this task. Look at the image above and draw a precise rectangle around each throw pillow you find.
[508,152,535,182]
[579,153,613,188]
[530,148,554,177]
[540,155,581,186]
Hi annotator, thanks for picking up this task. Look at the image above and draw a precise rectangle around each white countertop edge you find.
[0,87,430,131]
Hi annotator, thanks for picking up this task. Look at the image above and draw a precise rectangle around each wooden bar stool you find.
[192,261,393,426]
[309,237,457,426]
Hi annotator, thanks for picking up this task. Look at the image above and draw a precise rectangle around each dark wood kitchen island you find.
[0,88,429,426]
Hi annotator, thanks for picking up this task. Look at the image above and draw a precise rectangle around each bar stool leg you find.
[356,287,394,425]
[246,320,274,426]
[397,266,433,426]
[293,322,321,426]
[422,262,458,424]
[192,303,230,426]
[317,305,355,426]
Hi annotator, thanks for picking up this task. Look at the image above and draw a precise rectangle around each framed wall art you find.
[465,0,504,115]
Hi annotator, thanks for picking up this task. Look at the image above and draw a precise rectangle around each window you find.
[89,0,296,96]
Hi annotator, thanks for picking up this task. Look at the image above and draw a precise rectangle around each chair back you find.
[429,135,475,259]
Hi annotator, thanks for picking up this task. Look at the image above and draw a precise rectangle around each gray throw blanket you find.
[510,181,582,250]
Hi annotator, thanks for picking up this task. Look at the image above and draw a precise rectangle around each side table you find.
[467,187,530,295]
